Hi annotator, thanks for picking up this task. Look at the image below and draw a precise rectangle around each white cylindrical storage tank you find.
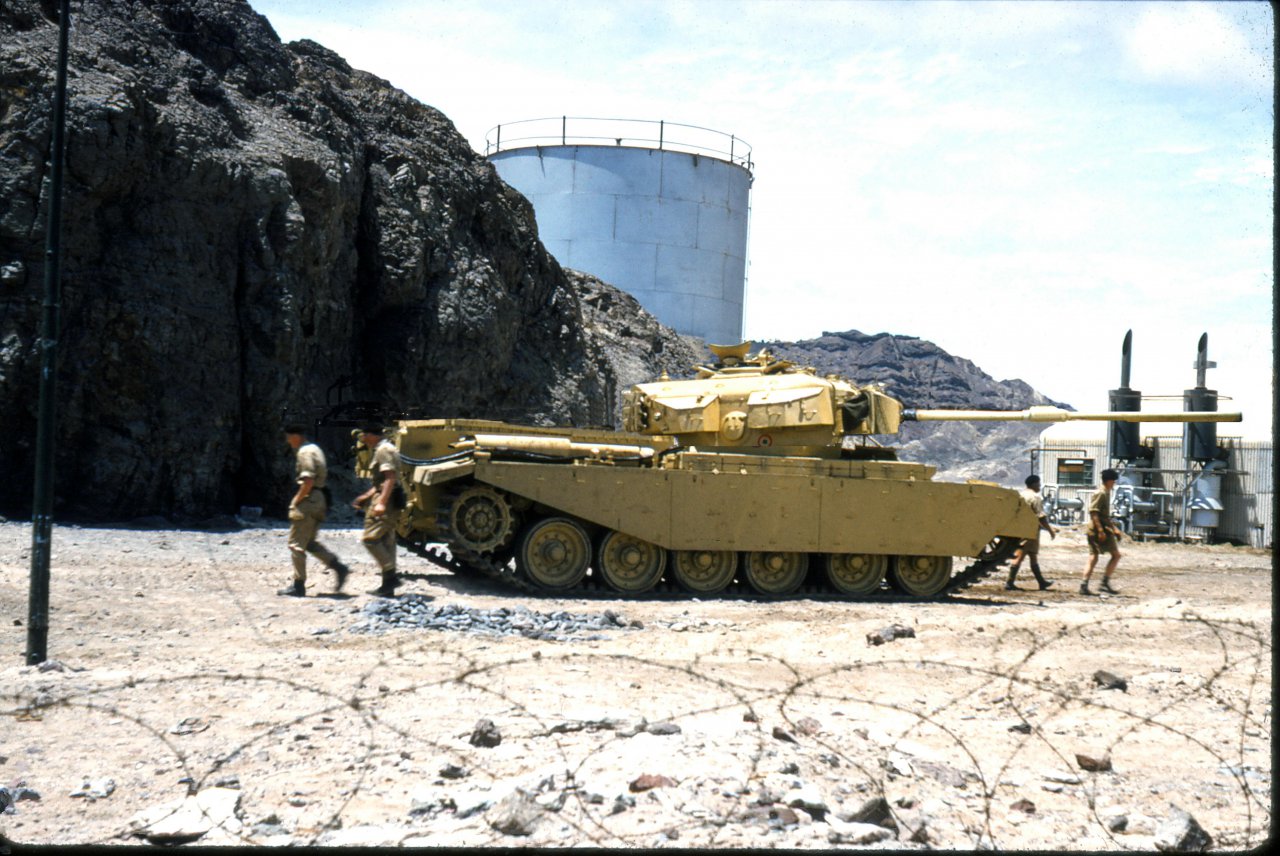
[486,117,753,345]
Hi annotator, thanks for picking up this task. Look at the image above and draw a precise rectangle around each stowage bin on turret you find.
[363,344,1241,599]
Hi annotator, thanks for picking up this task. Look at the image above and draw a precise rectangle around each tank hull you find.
[471,454,1034,557]
[391,420,1038,598]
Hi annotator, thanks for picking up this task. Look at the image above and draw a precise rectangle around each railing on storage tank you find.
[485,116,753,173]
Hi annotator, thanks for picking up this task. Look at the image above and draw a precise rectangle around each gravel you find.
[348,596,635,642]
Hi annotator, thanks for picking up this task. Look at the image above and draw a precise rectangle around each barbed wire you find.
[2,609,1270,849]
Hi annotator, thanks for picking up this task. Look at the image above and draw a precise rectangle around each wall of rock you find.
[0,0,624,520]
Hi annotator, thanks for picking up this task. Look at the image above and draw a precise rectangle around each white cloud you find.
[1191,153,1276,190]
[1127,2,1271,84]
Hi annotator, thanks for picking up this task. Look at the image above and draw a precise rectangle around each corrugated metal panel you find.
[1219,441,1273,548]
[1033,436,1272,547]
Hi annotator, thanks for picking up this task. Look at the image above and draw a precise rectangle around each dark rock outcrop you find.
[1,0,623,519]
[564,269,703,419]
[763,331,1071,483]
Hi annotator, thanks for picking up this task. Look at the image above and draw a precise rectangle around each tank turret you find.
[620,343,1240,454]
[621,343,903,454]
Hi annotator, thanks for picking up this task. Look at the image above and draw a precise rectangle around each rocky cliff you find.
[0,0,644,519]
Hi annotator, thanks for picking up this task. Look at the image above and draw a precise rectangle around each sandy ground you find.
[0,520,1270,850]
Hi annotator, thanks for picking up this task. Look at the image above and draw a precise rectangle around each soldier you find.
[353,423,403,596]
[1080,468,1123,595]
[1006,474,1055,590]
[279,424,349,597]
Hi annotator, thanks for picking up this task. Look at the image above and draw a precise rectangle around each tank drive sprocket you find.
[439,485,517,554]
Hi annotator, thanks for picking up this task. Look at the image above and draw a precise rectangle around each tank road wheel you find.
[745,551,809,596]
[671,550,738,595]
[517,517,591,591]
[824,553,888,596]
[598,531,667,594]
[447,486,516,554]
[891,555,954,597]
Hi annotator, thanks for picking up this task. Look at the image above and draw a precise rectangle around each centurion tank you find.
[359,344,1241,599]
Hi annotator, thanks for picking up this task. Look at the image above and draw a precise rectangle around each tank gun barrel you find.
[901,406,1241,424]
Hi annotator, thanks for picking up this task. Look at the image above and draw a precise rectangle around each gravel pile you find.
[349,596,637,642]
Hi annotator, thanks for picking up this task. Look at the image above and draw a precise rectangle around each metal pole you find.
[561,115,566,146]
[28,0,71,665]
[495,124,501,154]
[659,120,664,150]
[730,134,735,163]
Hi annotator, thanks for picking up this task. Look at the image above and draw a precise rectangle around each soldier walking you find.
[1080,468,1123,595]
[279,424,349,597]
[1006,474,1055,590]
[353,423,403,596]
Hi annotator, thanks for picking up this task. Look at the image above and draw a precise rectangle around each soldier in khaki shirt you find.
[1005,475,1055,590]
[353,423,403,596]
[1080,468,1122,595]
[279,425,349,597]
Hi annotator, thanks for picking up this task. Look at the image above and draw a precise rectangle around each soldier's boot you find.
[277,580,305,597]
[1100,577,1119,595]
[1079,581,1092,596]
[372,570,399,597]
[1005,566,1021,590]
[331,561,350,592]
[1031,561,1054,591]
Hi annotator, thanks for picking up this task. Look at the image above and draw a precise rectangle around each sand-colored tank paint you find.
[367,344,1240,598]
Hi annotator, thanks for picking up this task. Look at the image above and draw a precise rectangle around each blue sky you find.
[249,0,1273,439]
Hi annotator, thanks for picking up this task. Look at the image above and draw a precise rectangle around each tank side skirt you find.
[472,459,1037,556]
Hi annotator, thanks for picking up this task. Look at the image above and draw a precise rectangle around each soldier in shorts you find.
[353,423,402,596]
[1080,468,1122,595]
[279,424,350,597]
[1006,474,1055,590]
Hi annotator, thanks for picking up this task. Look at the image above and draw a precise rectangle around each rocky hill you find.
[565,269,705,420]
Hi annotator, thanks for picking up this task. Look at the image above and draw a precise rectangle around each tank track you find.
[399,536,1011,602]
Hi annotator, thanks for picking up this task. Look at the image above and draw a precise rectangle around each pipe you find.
[454,434,656,459]
[28,0,71,667]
